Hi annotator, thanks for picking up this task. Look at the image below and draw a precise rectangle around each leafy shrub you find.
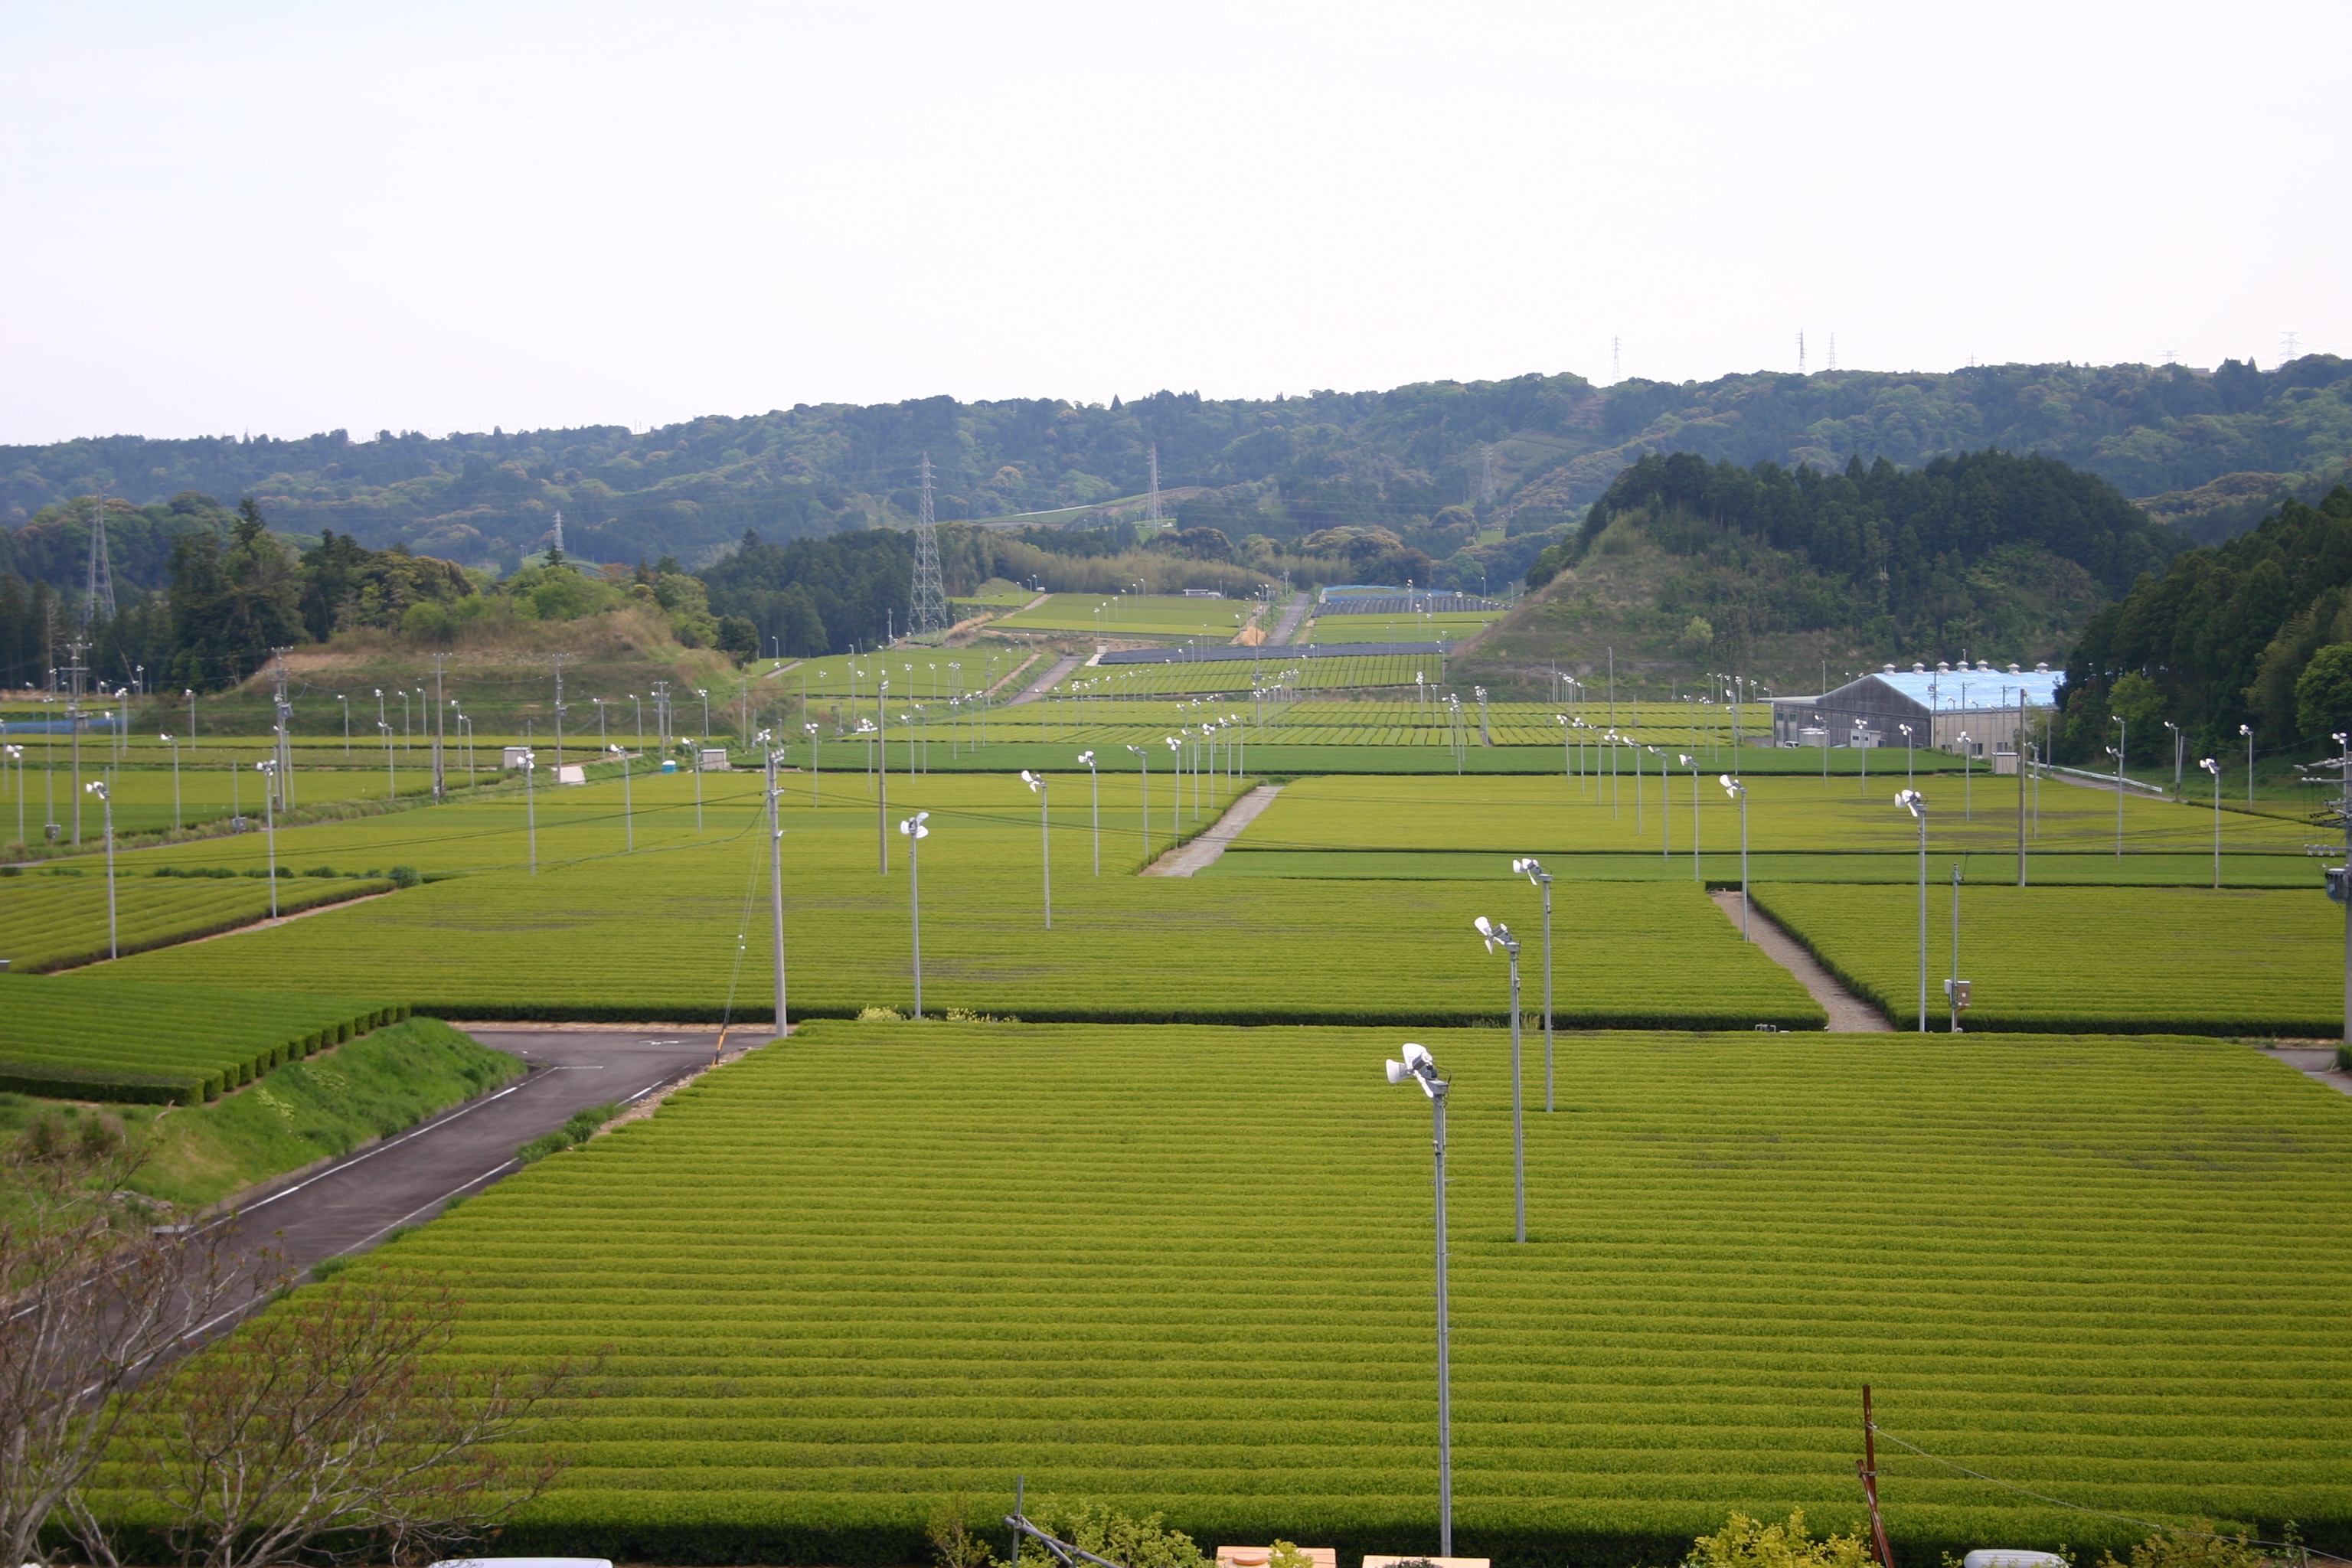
[928,1494,1000,1568]
[388,865,420,888]
[857,1006,906,1022]
[1684,1510,1873,1568]
[1015,1500,1204,1568]
[303,866,339,879]
[2099,1524,2268,1568]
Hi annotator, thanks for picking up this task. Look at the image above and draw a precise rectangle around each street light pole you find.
[1472,914,1527,1244]
[1382,1041,1452,1560]
[1682,753,1700,881]
[521,749,537,874]
[1720,776,1749,939]
[2201,757,2222,888]
[900,812,930,1014]
[611,744,633,852]
[84,781,116,959]
[254,762,279,920]
[1079,751,1099,875]
[1021,770,1052,929]
[2111,716,2127,858]
[1898,789,1929,1031]
[2242,723,2255,806]
[1513,859,1556,1113]
[763,730,787,1032]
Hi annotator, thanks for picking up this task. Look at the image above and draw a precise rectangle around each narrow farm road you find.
[1708,890,1893,1031]
[1004,653,1082,706]
[220,1028,723,1276]
[1264,592,1311,645]
[1143,785,1283,877]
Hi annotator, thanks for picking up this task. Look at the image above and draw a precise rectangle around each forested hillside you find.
[4,355,2345,593]
[2055,484,2352,764]
[1461,449,2167,692]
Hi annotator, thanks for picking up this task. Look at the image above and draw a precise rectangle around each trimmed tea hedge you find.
[184,1023,2352,1565]
[1749,882,2344,1034]
[0,874,393,972]
[0,975,406,1102]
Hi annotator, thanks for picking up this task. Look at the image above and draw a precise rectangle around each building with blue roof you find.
[1768,662,2065,761]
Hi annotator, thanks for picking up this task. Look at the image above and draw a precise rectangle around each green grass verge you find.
[186,1021,2352,1565]
[0,1017,519,1208]
[119,1016,522,1206]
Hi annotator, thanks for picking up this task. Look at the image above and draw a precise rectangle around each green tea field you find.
[0,868,394,972]
[100,770,1821,1028]
[0,974,403,1101]
[315,1022,2352,1563]
[1752,883,2347,1034]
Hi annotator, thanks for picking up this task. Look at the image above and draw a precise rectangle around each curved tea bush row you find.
[188,1023,2352,1565]
[0,874,395,973]
[0,975,405,1102]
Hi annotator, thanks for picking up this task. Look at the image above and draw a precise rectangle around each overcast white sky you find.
[2,1,2344,445]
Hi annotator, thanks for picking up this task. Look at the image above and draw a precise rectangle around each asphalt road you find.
[224,1027,723,1275]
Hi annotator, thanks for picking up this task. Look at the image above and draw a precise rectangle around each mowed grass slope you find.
[308,1023,2352,1563]
[1753,884,2347,1034]
[97,771,1818,1027]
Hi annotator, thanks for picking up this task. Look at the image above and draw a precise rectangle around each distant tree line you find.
[8,356,2342,578]
[1527,449,2176,662]
[0,495,742,693]
[2057,484,2352,763]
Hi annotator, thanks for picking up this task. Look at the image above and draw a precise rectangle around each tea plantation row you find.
[279,1023,2352,1565]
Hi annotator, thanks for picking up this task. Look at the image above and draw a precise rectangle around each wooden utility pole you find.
[1859,1384,1895,1568]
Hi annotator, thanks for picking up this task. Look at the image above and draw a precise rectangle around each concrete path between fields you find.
[1709,890,1894,1031]
[217,1028,726,1276]
[1264,592,1311,645]
[1143,785,1282,876]
[1004,652,1082,706]
[2260,1044,2352,1097]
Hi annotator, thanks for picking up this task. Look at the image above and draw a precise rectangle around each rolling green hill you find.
[6,356,2347,589]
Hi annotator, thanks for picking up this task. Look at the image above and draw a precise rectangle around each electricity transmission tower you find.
[1480,446,1496,508]
[910,452,948,638]
[83,495,117,629]
[1147,444,1162,521]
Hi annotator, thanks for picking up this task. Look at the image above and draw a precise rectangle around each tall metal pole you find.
[769,740,787,1032]
[524,753,537,874]
[1540,873,1554,1113]
[2016,713,2028,887]
[1916,808,1929,1031]
[907,823,923,1015]
[258,765,278,920]
[2114,717,2127,858]
[1509,939,1524,1243]
[1432,1080,1452,1558]
[93,786,116,958]
[1949,862,1962,1034]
